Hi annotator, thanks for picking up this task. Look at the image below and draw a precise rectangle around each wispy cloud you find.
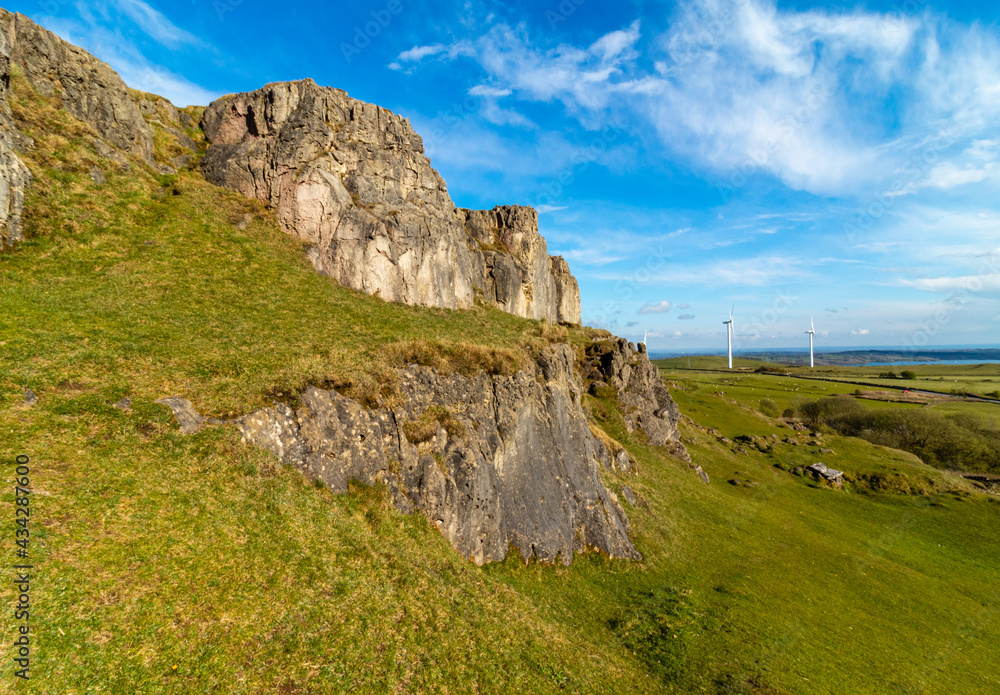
[398,1,1000,198]
[108,0,201,48]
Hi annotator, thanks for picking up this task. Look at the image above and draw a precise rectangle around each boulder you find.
[806,462,844,488]
[587,338,688,459]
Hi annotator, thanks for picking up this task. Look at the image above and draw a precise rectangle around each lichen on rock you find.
[238,344,640,566]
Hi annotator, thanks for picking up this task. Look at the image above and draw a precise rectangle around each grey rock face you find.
[238,344,639,565]
[463,206,581,323]
[201,80,581,322]
[0,10,153,161]
[586,338,689,459]
[0,22,30,251]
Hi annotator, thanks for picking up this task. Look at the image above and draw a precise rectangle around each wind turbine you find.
[806,317,816,369]
[643,330,648,348]
[723,307,735,369]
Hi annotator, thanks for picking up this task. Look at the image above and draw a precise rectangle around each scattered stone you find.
[621,485,637,507]
[613,449,633,474]
[89,166,106,185]
[23,389,37,406]
[693,465,710,484]
[113,397,131,411]
[235,214,252,231]
[806,462,844,488]
[156,397,205,435]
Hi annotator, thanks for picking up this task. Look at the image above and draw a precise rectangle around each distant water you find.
[863,360,1000,367]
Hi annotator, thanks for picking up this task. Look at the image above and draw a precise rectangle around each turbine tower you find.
[806,317,816,369]
[723,307,735,369]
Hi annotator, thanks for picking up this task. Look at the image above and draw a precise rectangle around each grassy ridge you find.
[3,74,1000,693]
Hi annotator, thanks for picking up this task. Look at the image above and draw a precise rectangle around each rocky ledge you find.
[200,79,581,323]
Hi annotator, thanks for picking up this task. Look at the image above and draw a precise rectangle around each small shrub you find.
[901,370,917,380]
[759,398,780,418]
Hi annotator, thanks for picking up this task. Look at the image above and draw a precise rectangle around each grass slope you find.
[2,75,1000,694]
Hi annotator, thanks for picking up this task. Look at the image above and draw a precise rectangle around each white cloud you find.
[851,329,870,336]
[109,0,201,48]
[901,274,1000,294]
[639,300,673,314]
[400,1,1000,197]
[598,255,811,287]
[923,162,998,190]
[390,41,476,71]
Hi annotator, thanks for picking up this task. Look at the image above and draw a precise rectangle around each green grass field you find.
[3,74,1000,694]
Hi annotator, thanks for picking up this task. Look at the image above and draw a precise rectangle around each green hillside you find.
[3,71,1000,694]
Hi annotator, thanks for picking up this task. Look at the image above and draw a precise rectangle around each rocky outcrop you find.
[463,206,581,324]
[200,79,580,323]
[0,19,29,250]
[238,344,639,566]
[0,10,153,161]
[585,339,688,458]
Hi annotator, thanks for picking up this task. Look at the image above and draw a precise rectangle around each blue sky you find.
[13,0,1000,351]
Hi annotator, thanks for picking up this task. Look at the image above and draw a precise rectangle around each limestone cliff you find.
[200,79,581,323]
[0,11,693,567]
[0,10,197,248]
[238,344,638,565]
[0,9,152,160]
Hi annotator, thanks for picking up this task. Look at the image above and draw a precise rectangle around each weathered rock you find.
[113,397,131,411]
[587,338,689,461]
[156,397,205,435]
[462,206,581,323]
[806,462,844,488]
[200,79,580,322]
[621,485,636,507]
[0,10,153,160]
[0,22,30,251]
[239,344,639,566]
[22,388,36,406]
